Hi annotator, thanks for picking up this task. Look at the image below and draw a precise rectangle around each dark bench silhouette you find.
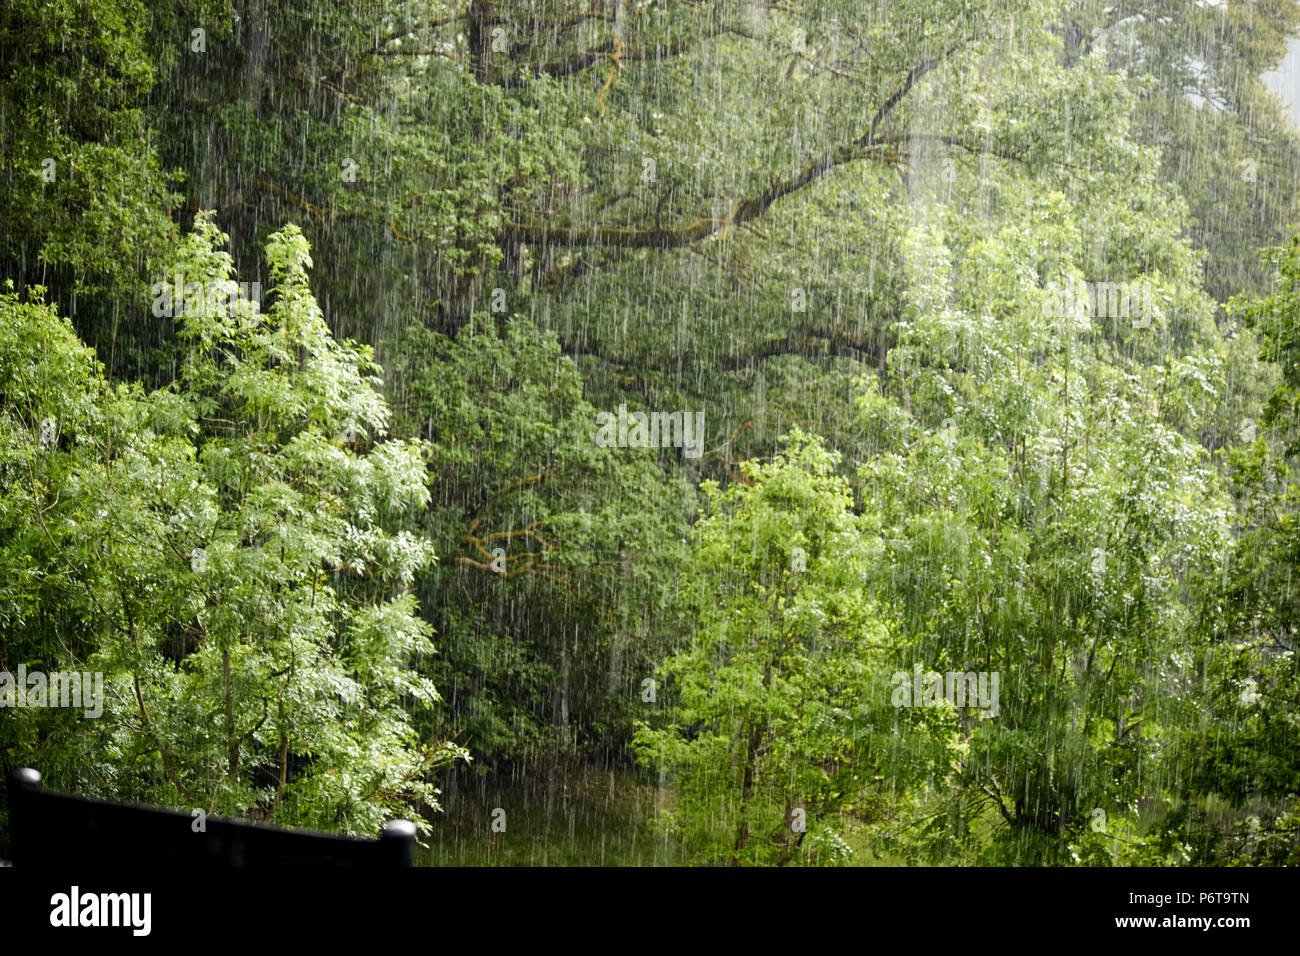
[6,769,415,866]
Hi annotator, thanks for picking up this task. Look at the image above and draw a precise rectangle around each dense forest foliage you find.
[1,0,1299,866]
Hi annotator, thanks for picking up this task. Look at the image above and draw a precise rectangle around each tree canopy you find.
[1,0,1298,867]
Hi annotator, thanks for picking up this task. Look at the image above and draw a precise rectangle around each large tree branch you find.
[862,47,957,143]
[501,141,900,249]
[499,42,980,249]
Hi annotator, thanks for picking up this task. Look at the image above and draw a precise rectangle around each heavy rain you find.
[0,0,1296,909]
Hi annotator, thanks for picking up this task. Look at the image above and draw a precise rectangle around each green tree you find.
[634,431,951,866]
[1063,0,1300,303]
[1165,235,1300,864]
[388,314,692,767]
[0,213,465,839]
[0,0,232,379]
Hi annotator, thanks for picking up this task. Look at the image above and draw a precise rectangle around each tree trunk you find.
[224,649,239,779]
[468,0,496,85]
